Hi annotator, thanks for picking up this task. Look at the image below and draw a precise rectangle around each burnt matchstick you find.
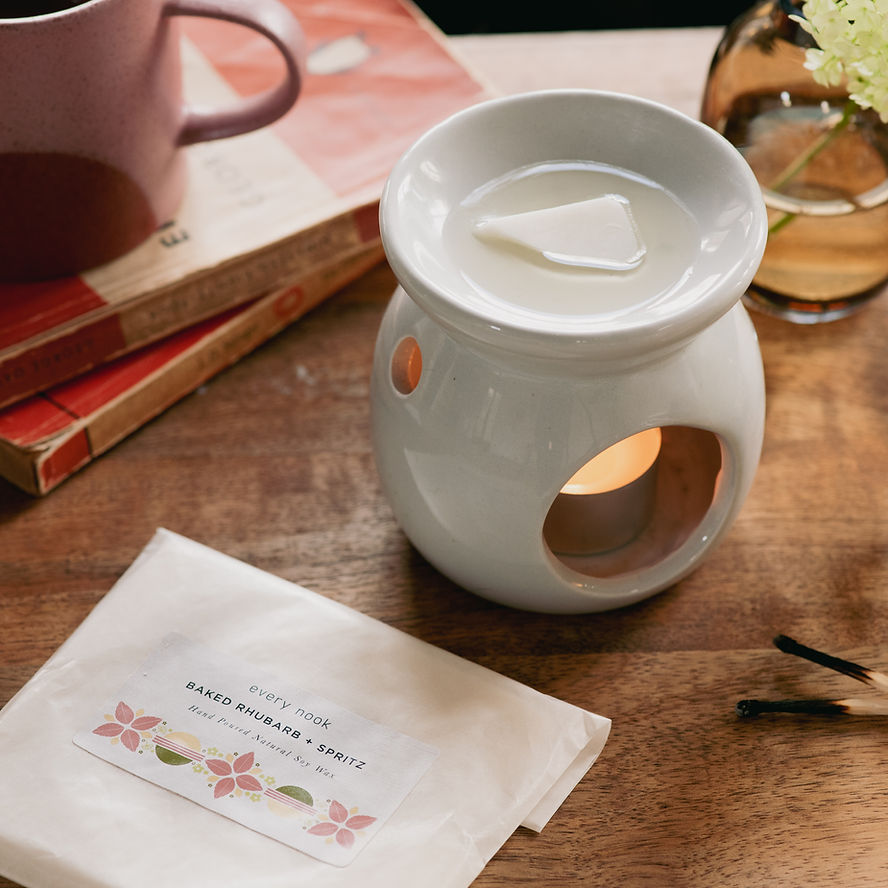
[773,634,888,693]
[737,697,888,718]
[736,635,888,718]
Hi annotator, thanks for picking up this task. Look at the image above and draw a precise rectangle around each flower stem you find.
[769,98,858,193]
[766,98,858,235]
[768,211,797,234]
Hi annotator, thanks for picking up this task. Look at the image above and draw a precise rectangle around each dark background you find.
[412,1,755,34]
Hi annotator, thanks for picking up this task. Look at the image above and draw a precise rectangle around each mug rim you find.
[0,0,102,24]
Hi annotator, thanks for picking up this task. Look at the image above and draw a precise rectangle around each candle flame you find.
[561,428,662,495]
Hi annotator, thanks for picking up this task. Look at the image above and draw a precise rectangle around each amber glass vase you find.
[701,0,888,322]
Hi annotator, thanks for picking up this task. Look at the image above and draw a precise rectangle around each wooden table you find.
[4,27,888,887]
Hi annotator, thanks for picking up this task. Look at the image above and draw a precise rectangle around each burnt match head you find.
[736,698,850,718]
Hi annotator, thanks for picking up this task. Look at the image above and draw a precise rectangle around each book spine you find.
[0,243,384,496]
[0,315,128,414]
[0,434,51,496]
[0,202,381,411]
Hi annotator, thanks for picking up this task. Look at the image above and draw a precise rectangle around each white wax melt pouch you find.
[0,529,610,888]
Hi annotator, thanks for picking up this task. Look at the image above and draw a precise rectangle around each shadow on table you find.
[0,479,37,521]
[395,538,669,662]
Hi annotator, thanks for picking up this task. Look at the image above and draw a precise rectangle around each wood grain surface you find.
[4,27,888,887]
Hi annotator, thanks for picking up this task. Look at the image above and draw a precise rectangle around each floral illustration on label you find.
[90,701,377,850]
[307,800,377,849]
[92,701,162,752]
[205,751,263,798]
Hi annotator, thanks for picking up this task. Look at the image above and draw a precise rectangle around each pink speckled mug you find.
[0,0,305,282]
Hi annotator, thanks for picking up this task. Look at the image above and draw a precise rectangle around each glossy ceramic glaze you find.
[372,90,768,613]
[0,0,305,281]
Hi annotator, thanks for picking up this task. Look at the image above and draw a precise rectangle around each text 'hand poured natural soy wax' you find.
[445,160,699,317]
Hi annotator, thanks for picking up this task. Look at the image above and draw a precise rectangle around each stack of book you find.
[0,0,491,495]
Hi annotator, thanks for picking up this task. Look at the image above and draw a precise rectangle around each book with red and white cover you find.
[0,245,384,496]
[0,0,492,410]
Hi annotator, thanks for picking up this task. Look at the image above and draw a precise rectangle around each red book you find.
[0,246,383,495]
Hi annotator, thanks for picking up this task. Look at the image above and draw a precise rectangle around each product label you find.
[73,633,438,866]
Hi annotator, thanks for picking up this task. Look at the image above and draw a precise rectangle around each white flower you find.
[793,0,888,121]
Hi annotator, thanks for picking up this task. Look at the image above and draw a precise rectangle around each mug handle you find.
[163,0,305,146]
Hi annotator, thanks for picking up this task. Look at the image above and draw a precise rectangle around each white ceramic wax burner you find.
[371,90,768,613]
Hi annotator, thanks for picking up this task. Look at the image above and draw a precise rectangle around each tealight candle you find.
[544,428,662,555]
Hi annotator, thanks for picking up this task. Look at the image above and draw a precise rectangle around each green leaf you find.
[276,785,313,805]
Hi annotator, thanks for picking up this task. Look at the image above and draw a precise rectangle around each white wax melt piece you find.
[473,194,646,271]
